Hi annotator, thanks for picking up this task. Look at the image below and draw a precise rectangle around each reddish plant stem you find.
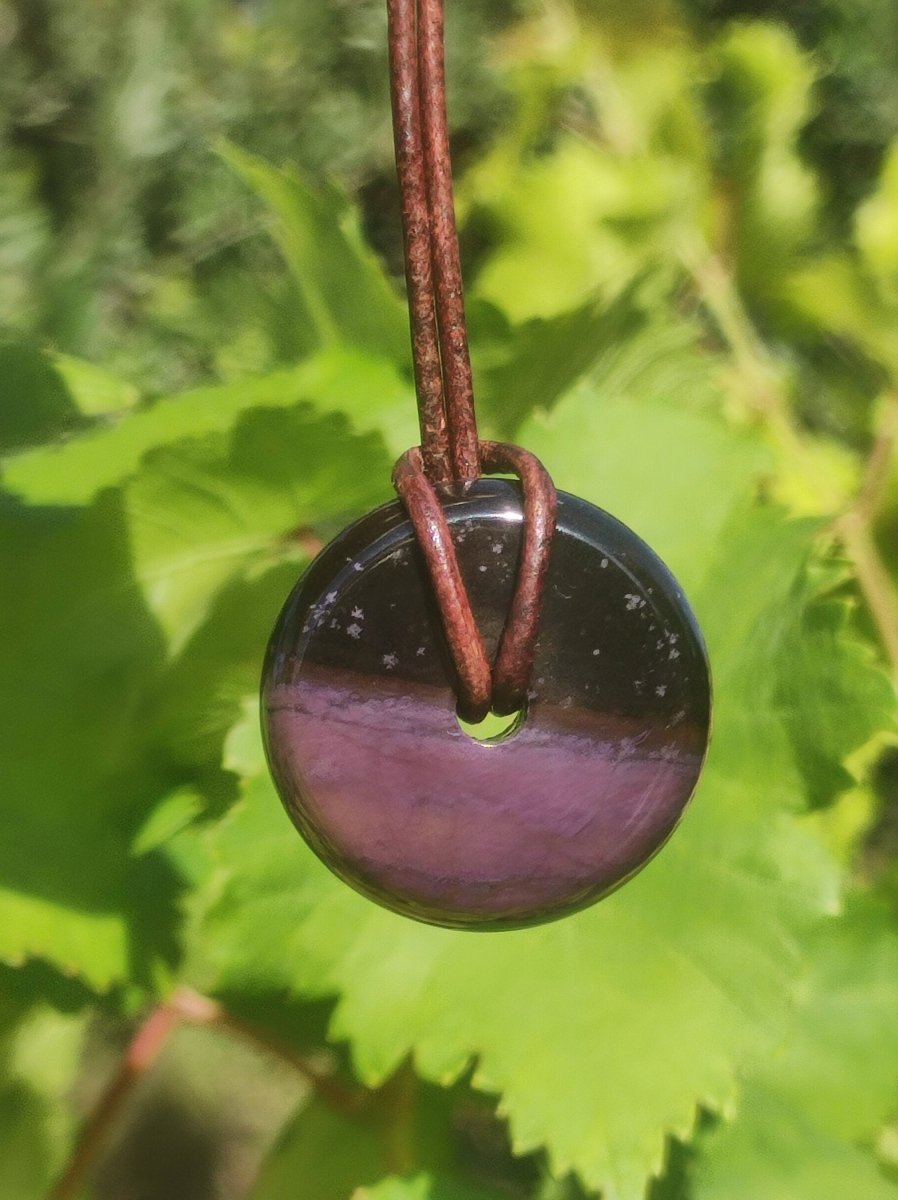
[49,988,364,1200]
[49,1001,182,1200]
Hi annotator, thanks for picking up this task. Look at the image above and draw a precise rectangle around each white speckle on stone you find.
[655,685,667,697]
[382,653,398,669]
[329,618,339,629]
[351,606,364,620]
[669,648,680,660]
[600,558,609,568]
[668,632,679,644]
[527,688,538,701]
[537,677,545,686]
[347,623,362,639]
[353,562,364,572]
[478,564,488,572]
[492,542,504,554]
[625,593,646,611]
[325,591,338,604]
[592,648,601,656]
[416,646,426,656]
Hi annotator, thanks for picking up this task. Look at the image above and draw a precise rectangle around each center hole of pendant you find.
[456,703,527,745]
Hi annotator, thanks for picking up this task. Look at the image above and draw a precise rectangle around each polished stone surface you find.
[261,480,711,929]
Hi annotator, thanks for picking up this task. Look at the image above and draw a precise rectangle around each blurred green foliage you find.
[2,1,898,1199]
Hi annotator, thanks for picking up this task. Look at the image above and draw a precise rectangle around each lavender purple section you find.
[267,672,703,925]
[262,482,711,929]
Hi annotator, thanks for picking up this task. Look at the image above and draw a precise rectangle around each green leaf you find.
[693,1085,898,1200]
[131,787,205,857]
[125,404,391,654]
[0,499,161,987]
[777,596,897,807]
[519,383,771,597]
[49,352,141,417]
[2,349,416,508]
[176,393,886,1200]
[0,343,83,454]
[358,1173,506,1200]
[219,142,409,362]
[250,1097,387,1200]
[746,899,898,1144]
[0,994,90,1200]
[856,141,898,306]
[476,284,723,439]
[250,1080,465,1200]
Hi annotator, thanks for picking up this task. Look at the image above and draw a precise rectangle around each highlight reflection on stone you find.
[262,480,711,930]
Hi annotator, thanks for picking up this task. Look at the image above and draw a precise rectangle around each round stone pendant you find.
[261,480,711,930]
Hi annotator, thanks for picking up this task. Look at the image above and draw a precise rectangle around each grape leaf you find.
[693,1084,898,1200]
[0,498,161,987]
[173,386,892,1198]
[2,348,416,507]
[777,596,897,807]
[124,404,392,654]
[147,566,306,775]
[476,284,723,439]
[747,899,898,1143]
[691,896,898,1199]
[518,387,770,599]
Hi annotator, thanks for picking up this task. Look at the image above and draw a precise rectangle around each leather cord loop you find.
[393,444,558,721]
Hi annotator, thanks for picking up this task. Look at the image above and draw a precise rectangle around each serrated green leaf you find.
[149,564,304,773]
[176,393,884,1199]
[2,348,416,507]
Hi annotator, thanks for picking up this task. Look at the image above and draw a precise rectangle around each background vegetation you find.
[2,0,898,1197]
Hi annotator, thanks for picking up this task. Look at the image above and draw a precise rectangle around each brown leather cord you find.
[387,0,557,718]
[416,0,480,481]
[387,0,452,484]
[480,442,558,715]
[393,443,557,721]
[393,448,492,722]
